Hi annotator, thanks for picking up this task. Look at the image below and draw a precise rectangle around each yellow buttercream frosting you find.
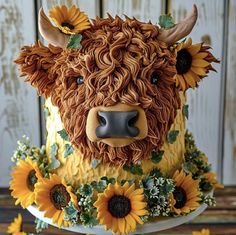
[45,94,186,187]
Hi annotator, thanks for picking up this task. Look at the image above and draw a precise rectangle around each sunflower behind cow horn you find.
[38,5,91,47]
[39,4,197,48]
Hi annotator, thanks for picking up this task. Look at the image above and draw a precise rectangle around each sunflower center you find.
[61,22,75,30]
[173,186,187,209]
[108,195,131,218]
[50,184,70,210]
[27,170,37,191]
[176,49,192,74]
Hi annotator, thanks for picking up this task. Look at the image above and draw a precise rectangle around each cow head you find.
[15,5,199,165]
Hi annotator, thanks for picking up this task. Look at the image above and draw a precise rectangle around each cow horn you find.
[38,7,69,47]
[157,4,198,45]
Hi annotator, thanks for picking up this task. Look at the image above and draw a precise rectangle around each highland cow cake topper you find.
[15,4,217,165]
[11,4,223,235]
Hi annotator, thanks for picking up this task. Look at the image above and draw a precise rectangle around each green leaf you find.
[158,14,175,29]
[43,106,50,118]
[123,164,143,175]
[91,159,101,169]
[149,168,162,178]
[142,177,155,190]
[57,129,69,141]
[151,150,164,164]
[67,34,82,49]
[167,130,179,144]
[80,212,98,227]
[183,161,198,174]
[79,184,93,197]
[183,104,189,119]
[64,144,74,158]
[64,201,79,224]
[35,218,48,233]
[48,143,61,170]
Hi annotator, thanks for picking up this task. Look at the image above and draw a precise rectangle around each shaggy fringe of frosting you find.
[15,15,180,165]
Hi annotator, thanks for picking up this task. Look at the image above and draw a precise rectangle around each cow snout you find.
[96,111,140,138]
[86,103,148,147]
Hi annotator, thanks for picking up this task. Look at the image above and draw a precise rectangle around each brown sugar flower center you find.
[176,49,192,74]
[27,170,37,191]
[50,184,70,209]
[173,186,187,209]
[61,22,75,30]
[108,195,131,218]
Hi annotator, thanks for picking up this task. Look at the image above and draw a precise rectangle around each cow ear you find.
[14,41,62,98]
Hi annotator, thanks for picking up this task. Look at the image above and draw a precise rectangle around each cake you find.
[9,4,223,235]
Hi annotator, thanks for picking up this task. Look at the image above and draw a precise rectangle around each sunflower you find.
[7,214,26,235]
[94,182,148,235]
[49,5,91,35]
[174,38,217,91]
[171,170,201,215]
[10,158,42,208]
[35,174,78,227]
[204,172,224,189]
[192,228,211,235]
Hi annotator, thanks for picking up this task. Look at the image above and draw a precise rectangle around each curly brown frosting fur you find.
[15,15,181,165]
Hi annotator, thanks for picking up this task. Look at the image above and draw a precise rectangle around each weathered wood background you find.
[0,0,235,186]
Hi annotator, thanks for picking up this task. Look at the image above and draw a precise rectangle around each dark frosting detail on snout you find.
[96,111,140,138]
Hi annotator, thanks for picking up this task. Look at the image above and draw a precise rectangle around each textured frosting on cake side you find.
[45,93,186,187]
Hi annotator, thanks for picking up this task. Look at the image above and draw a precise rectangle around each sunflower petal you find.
[192,59,210,67]
[188,43,201,56]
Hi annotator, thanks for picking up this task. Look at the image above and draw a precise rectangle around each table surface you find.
[1,187,236,235]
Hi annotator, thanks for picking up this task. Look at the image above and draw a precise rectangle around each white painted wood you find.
[102,0,163,22]
[171,0,224,176]
[223,0,236,185]
[41,0,99,20]
[0,0,40,187]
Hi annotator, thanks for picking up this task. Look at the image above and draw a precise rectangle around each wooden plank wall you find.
[0,0,40,187]
[0,0,235,186]
[224,0,236,185]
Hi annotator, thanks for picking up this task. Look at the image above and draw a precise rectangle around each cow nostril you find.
[128,113,138,127]
[98,113,107,126]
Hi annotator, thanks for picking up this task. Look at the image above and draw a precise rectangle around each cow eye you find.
[77,76,84,85]
[150,72,159,85]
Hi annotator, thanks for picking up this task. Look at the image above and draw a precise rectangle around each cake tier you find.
[45,94,186,187]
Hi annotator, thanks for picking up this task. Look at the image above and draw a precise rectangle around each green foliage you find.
[183,104,189,119]
[48,143,61,170]
[80,212,98,227]
[91,159,101,169]
[151,150,164,164]
[57,129,70,141]
[140,170,175,218]
[123,163,143,175]
[201,194,216,207]
[67,34,82,49]
[64,144,74,158]
[167,130,179,144]
[35,218,48,233]
[43,106,50,118]
[158,14,175,29]
[79,184,93,197]
[64,201,79,225]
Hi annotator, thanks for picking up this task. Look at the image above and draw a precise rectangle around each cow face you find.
[15,6,198,165]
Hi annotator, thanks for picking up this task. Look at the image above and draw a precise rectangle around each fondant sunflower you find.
[174,38,210,91]
[94,182,148,235]
[35,174,78,227]
[10,158,42,208]
[49,5,91,35]
[171,170,201,215]
[192,228,211,235]
[7,213,26,235]
[204,172,224,189]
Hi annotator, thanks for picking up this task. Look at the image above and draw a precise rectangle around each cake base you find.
[27,204,207,234]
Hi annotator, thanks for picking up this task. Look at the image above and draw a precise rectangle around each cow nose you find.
[96,111,140,138]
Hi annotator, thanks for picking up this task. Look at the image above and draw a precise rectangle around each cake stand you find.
[27,203,207,234]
